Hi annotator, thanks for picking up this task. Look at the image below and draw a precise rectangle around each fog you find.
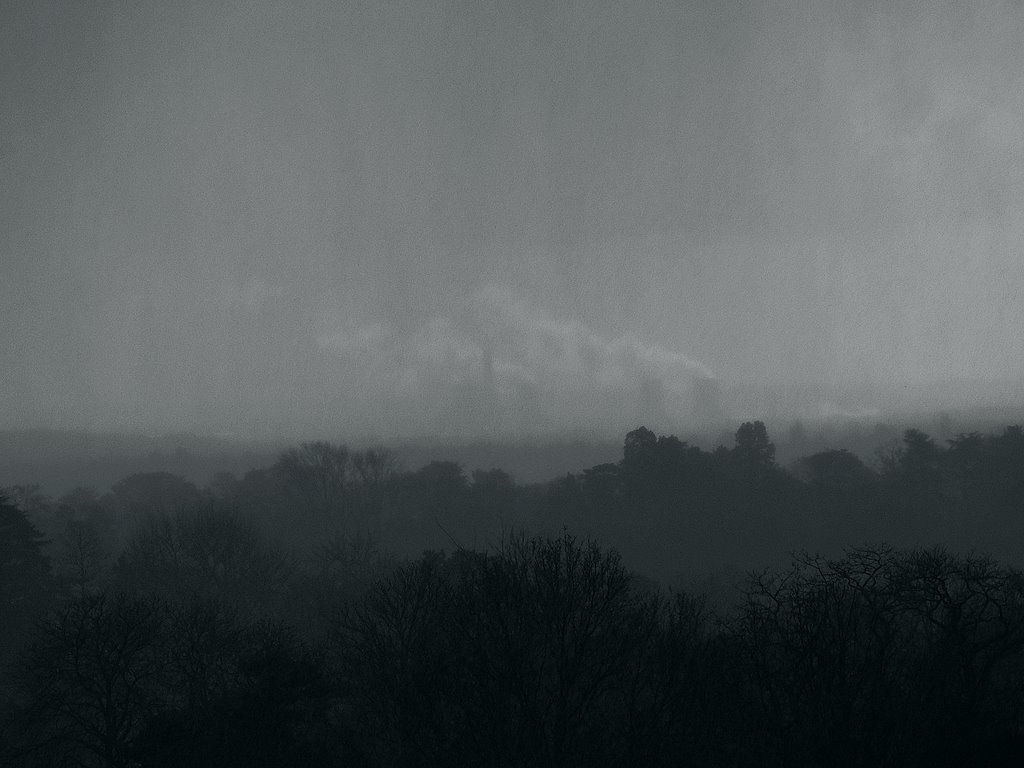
[3,0,1023,440]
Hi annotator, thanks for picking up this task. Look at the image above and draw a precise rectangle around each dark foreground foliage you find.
[333,533,707,768]
[3,534,1024,767]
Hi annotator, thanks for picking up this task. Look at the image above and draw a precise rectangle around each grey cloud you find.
[318,285,714,438]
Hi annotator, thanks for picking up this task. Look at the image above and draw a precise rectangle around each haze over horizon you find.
[3,0,1023,439]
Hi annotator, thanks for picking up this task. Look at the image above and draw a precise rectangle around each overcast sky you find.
[3,0,1023,438]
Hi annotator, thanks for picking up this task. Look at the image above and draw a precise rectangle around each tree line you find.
[4,421,1024,765]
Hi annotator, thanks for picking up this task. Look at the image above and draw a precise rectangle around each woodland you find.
[3,422,1024,766]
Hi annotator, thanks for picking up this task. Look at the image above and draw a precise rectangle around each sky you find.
[2,0,1023,439]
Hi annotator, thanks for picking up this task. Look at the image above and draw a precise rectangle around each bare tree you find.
[273,442,350,519]
[22,593,166,768]
[59,519,110,597]
[350,447,398,528]
[334,533,700,767]
[116,506,288,615]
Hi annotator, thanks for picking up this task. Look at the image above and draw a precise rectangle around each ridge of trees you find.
[3,422,1024,765]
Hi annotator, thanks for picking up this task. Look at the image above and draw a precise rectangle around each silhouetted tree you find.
[798,449,880,547]
[285,531,395,642]
[116,506,288,614]
[0,493,54,700]
[350,447,398,525]
[108,473,202,544]
[21,592,166,768]
[622,426,658,467]
[733,421,775,466]
[0,492,52,618]
[730,545,1024,767]
[132,618,346,768]
[59,518,111,597]
[333,551,455,766]
[335,533,704,767]
[3,485,51,526]
[273,442,350,518]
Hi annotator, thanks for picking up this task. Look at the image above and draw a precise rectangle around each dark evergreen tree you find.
[0,492,54,694]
